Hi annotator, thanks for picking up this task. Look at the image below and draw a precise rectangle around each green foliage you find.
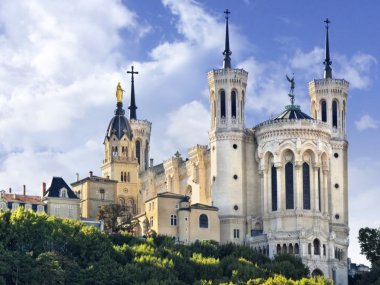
[358,227,380,265]
[0,208,333,284]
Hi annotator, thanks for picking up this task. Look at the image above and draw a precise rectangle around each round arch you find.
[311,268,324,277]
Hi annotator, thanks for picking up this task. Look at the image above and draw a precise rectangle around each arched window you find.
[308,243,312,255]
[277,244,281,254]
[145,141,149,170]
[199,214,208,228]
[314,239,320,255]
[135,140,141,164]
[285,162,294,209]
[123,172,127,182]
[271,165,277,211]
[289,244,294,254]
[303,162,311,210]
[119,197,125,207]
[282,244,287,254]
[323,244,326,256]
[295,243,299,254]
[231,90,237,118]
[332,100,338,128]
[220,90,226,118]
[321,100,327,122]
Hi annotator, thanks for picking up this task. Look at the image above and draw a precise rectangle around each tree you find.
[97,204,132,232]
[358,227,380,265]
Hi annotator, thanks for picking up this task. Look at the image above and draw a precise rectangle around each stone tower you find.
[308,19,349,284]
[127,66,152,173]
[208,10,249,243]
[101,82,140,215]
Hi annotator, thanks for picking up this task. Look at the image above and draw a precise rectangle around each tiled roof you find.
[45,177,79,199]
[274,105,313,120]
[3,193,43,204]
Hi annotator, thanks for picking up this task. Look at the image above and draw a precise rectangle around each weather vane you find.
[286,74,295,105]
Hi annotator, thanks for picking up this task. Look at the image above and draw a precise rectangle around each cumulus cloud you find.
[0,0,149,192]
[166,100,209,151]
[333,53,377,89]
[355,114,379,131]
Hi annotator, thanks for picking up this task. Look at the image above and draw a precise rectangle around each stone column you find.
[274,163,282,211]
[259,170,265,215]
[263,167,269,214]
[294,161,303,210]
[323,169,329,215]
[313,164,320,211]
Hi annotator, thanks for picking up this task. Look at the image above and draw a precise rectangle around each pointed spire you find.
[127,66,139,120]
[323,18,332,79]
[223,9,232,69]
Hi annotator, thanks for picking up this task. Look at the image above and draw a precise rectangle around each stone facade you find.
[72,17,349,285]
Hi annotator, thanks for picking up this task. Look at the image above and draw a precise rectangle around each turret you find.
[208,10,250,244]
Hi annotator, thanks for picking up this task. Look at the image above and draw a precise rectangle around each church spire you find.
[127,66,139,120]
[323,18,332,79]
[223,9,232,69]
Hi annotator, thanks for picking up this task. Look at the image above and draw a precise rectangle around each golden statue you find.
[116,82,124,103]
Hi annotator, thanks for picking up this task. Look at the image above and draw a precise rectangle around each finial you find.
[127,65,139,120]
[223,9,232,69]
[116,82,124,103]
[286,74,295,105]
[323,18,332,79]
[114,82,125,115]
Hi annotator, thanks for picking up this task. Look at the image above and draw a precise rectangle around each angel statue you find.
[286,74,295,105]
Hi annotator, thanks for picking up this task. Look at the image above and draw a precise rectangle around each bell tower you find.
[308,19,349,284]
[101,82,140,214]
[127,66,152,173]
[309,19,349,140]
[208,10,249,244]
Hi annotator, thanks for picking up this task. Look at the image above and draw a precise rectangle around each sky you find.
[0,0,379,266]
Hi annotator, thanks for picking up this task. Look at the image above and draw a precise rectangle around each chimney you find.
[76,173,79,182]
[23,185,26,196]
[42,182,46,197]
[89,171,93,177]
[8,187,11,194]
[150,158,154,168]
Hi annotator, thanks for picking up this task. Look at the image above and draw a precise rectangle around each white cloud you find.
[348,158,380,265]
[334,53,377,89]
[355,114,379,131]
[166,100,209,150]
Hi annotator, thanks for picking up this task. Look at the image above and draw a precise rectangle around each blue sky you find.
[0,0,379,266]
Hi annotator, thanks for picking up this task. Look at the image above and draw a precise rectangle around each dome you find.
[105,103,133,140]
[274,104,313,120]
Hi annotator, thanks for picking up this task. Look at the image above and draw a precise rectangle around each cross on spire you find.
[324,18,330,28]
[127,66,139,120]
[224,9,230,20]
[323,18,332,79]
[223,9,232,69]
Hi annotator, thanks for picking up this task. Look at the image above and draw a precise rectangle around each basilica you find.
[70,13,349,285]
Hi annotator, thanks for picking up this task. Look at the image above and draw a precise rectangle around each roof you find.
[105,102,133,140]
[274,104,313,120]
[191,203,218,211]
[45,177,79,199]
[71,175,118,186]
[2,193,42,204]
[145,192,188,203]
